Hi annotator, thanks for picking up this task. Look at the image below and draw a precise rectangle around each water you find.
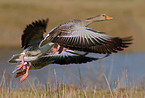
[0,48,145,89]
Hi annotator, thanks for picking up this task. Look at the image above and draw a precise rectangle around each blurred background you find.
[0,0,145,89]
[0,0,145,52]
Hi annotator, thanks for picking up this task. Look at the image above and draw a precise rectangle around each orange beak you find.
[106,16,113,20]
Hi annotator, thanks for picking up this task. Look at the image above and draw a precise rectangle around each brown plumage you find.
[39,14,133,54]
[22,18,49,49]
[62,36,133,54]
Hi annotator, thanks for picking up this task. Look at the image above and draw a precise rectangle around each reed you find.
[0,67,145,98]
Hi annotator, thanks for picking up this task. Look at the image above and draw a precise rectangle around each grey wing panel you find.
[52,25,112,48]
[65,36,133,54]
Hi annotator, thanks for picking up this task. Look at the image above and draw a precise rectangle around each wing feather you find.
[41,22,132,54]
[40,23,112,47]
[22,18,49,49]
[52,26,111,47]
[66,36,133,54]
[31,49,109,69]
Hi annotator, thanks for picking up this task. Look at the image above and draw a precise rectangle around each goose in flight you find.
[9,49,109,79]
[39,14,132,54]
[9,18,56,83]
[9,18,109,83]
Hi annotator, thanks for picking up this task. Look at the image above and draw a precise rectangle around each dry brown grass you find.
[1,69,145,98]
[0,0,144,52]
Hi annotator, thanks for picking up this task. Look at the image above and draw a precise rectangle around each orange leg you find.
[58,45,64,54]
[52,43,58,54]
[20,66,30,83]
[15,66,27,78]
[17,54,25,70]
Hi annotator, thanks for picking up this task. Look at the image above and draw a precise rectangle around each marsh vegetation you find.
[0,0,145,97]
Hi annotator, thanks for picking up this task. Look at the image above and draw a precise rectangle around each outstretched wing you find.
[39,23,110,47]
[40,22,132,54]
[30,49,108,69]
[65,36,133,54]
[21,18,49,49]
[87,36,132,54]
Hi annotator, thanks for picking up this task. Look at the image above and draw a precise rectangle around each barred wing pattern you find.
[22,18,49,49]
[41,23,112,48]
[65,36,133,54]
[41,22,132,54]
[30,50,108,69]
[87,36,132,54]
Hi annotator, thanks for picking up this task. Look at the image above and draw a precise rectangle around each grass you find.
[1,68,145,98]
[1,88,145,98]
[0,0,145,52]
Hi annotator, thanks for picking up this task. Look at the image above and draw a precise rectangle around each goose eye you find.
[102,14,105,17]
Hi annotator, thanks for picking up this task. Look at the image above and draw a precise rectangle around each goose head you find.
[86,14,113,22]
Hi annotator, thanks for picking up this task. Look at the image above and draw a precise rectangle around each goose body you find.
[9,42,54,63]
[9,14,133,83]
[17,18,49,62]
[9,18,53,83]
[9,18,109,83]
[11,49,109,70]
[39,14,132,54]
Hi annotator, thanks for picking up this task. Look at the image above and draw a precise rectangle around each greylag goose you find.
[39,14,132,54]
[9,18,56,83]
[10,48,109,78]
[9,18,108,83]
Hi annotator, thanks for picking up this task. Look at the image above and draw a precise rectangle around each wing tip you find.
[21,18,49,49]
